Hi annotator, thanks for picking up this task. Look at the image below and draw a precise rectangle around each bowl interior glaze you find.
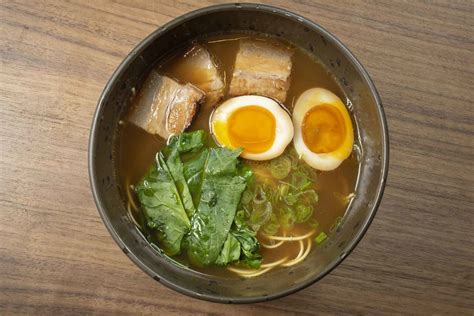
[89,3,388,303]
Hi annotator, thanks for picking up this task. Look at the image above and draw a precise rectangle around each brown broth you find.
[117,33,359,278]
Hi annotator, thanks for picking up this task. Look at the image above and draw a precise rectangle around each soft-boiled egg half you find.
[293,88,354,171]
[211,95,293,160]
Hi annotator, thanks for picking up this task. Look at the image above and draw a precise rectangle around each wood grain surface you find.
[1,0,473,314]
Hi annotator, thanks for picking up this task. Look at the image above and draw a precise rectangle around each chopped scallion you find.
[315,232,328,245]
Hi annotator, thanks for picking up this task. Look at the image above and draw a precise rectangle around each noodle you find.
[260,231,286,249]
[228,257,288,277]
[261,257,288,268]
[260,240,285,249]
[281,239,312,267]
[125,180,138,211]
[228,266,273,278]
[228,233,315,277]
[127,202,142,228]
[261,229,316,241]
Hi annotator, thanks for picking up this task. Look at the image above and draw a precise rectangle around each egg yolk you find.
[302,104,346,153]
[226,106,276,153]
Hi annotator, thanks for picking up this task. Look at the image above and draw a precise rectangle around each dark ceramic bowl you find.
[89,3,389,303]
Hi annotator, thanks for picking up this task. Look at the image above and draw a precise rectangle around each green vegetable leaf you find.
[167,130,206,153]
[182,148,209,205]
[215,233,241,266]
[136,130,261,268]
[230,224,262,268]
[185,147,247,266]
[136,153,190,256]
[205,146,242,175]
[183,146,243,205]
[164,148,196,218]
[163,130,207,217]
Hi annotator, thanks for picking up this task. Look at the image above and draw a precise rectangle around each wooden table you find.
[1,1,473,314]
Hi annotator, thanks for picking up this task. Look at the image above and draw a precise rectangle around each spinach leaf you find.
[167,130,206,153]
[135,153,190,255]
[164,149,196,218]
[230,224,262,268]
[214,212,262,267]
[185,147,247,266]
[136,130,262,268]
[163,131,205,218]
[182,148,209,206]
[215,233,241,266]
[205,147,243,175]
[231,213,262,268]
[186,174,247,266]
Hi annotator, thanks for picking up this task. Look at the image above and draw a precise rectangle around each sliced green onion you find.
[295,204,314,223]
[270,156,292,179]
[315,232,328,245]
[301,190,319,204]
[241,188,253,205]
[235,209,246,225]
[277,182,290,201]
[262,213,280,235]
[263,183,278,204]
[249,201,272,231]
[283,193,299,206]
[253,185,267,204]
[279,207,296,229]
[330,216,343,233]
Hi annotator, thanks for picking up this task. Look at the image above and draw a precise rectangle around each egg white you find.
[211,95,293,161]
[293,88,354,171]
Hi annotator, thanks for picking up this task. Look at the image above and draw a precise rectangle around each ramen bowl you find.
[89,3,389,303]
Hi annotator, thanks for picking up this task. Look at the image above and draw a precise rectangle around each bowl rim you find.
[89,2,389,304]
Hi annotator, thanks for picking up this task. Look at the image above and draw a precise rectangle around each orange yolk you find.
[302,104,346,153]
[227,106,276,153]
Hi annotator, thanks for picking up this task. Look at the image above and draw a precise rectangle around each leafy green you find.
[185,147,248,266]
[163,131,206,216]
[230,220,262,268]
[167,130,206,153]
[216,220,262,268]
[183,144,250,205]
[215,233,241,265]
[136,153,190,255]
[136,130,263,268]
[182,148,209,205]
[164,148,195,218]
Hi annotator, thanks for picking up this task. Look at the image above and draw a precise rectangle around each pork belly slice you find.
[229,40,293,103]
[128,72,204,139]
[167,44,224,107]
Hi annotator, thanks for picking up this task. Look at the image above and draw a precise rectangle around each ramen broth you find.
[117,33,359,277]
